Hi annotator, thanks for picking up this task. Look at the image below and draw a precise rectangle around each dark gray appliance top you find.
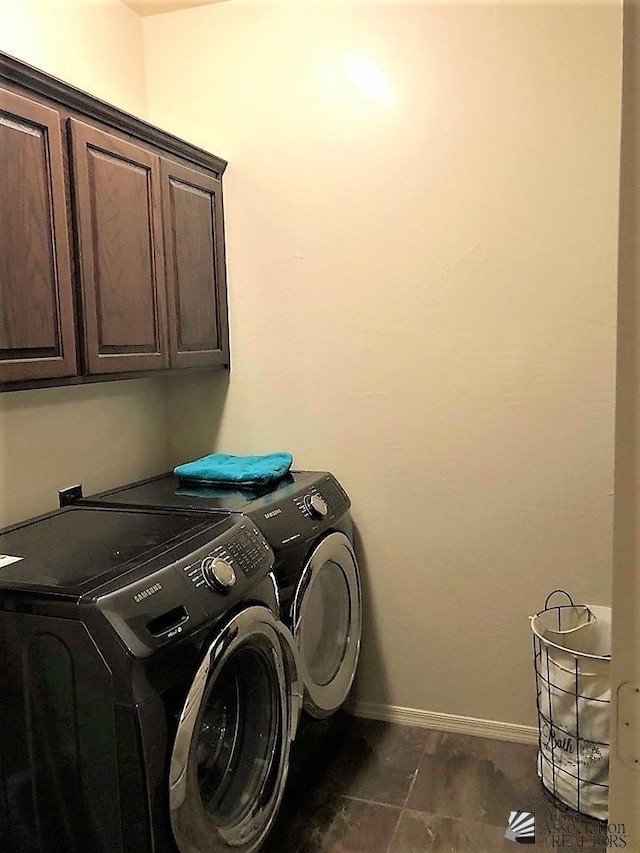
[83,470,321,513]
[0,505,277,658]
[0,506,225,595]
[80,470,352,552]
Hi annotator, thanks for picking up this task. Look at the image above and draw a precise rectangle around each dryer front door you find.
[292,531,362,718]
[169,606,301,853]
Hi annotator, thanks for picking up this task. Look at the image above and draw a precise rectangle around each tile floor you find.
[263,713,609,852]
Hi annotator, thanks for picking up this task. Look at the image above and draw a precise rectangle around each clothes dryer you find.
[0,504,301,853]
[75,471,362,719]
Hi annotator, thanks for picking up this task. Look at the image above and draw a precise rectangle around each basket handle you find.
[544,589,575,610]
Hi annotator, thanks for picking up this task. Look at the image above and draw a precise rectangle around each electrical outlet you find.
[58,484,83,507]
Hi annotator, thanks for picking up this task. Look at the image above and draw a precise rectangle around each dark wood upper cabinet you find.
[0,88,77,383]
[70,120,169,374]
[160,159,229,368]
[0,51,229,392]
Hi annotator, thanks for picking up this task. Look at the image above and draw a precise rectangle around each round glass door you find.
[196,644,279,827]
[298,560,351,687]
[292,532,362,718]
[169,606,301,853]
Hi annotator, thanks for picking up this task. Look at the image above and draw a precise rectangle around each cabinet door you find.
[70,120,168,374]
[0,89,77,383]
[160,159,229,368]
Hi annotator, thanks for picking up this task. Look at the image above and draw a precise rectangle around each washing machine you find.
[72,470,362,719]
[0,503,301,852]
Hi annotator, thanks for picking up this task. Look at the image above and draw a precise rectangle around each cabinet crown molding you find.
[0,50,227,176]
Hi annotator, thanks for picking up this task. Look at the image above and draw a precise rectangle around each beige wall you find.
[1,0,148,117]
[144,0,621,726]
[0,0,172,527]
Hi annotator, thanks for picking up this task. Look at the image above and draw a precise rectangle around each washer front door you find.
[169,605,301,853]
[292,531,362,718]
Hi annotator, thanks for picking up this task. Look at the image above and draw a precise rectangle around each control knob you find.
[304,493,328,519]
[201,556,236,592]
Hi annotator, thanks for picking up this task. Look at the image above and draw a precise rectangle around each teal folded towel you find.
[174,452,293,486]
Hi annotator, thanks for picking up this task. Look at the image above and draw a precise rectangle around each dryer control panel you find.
[95,518,275,658]
[246,473,351,550]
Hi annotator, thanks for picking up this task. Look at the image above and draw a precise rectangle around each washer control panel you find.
[182,519,273,591]
[96,517,275,658]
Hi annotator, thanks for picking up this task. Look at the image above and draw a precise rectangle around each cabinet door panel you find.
[161,159,229,368]
[70,120,168,374]
[0,89,77,382]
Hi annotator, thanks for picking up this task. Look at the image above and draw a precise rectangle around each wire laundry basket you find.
[531,589,611,821]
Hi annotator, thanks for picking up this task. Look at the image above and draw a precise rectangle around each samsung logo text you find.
[133,583,163,603]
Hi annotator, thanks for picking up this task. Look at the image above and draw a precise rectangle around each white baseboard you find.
[346,700,538,746]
